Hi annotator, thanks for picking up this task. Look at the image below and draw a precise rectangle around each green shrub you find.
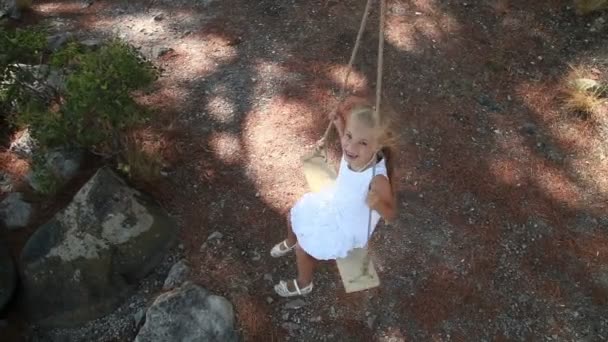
[0,26,48,119]
[29,154,62,195]
[16,39,156,152]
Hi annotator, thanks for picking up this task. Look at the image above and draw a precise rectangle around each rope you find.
[361,0,387,277]
[317,0,373,149]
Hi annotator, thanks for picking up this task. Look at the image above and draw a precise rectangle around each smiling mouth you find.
[345,151,358,160]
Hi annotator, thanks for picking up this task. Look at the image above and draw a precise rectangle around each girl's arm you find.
[366,175,396,223]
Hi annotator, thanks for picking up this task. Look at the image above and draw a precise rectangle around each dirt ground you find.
[2,0,608,341]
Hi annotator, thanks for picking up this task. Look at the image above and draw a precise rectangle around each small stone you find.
[266,297,274,304]
[522,123,537,135]
[9,129,36,159]
[0,172,13,193]
[178,244,184,250]
[281,322,299,331]
[153,13,164,21]
[251,251,261,261]
[284,299,306,310]
[133,308,146,326]
[47,33,72,52]
[154,47,173,58]
[207,231,223,241]
[163,260,190,290]
[0,193,32,230]
[263,273,273,282]
[282,312,289,321]
[309,316,322,323]
[330,306,336,317]
[366,315,377,329]
[81,0,94,8]
[80,38,102,49]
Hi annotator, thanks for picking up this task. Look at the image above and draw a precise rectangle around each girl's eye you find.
[346,133,352,139]
[360,141,368,146]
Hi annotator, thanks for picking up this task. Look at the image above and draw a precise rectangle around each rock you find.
[47,33,72,52]
[266,296,274,304]
[310,316,322,323]
[46,69,66,92]
[284,299,306,310]
[20,167,177,327]
[0,172,13,193]
[162,259,190,290]
[134,282,237,342]
[589,16,607,32]
[80,38,102,49]
[153,13,164,21]
[263,273,273,282]
[476,94,503,112]
[81,0,94,8]
[571,78,601,92]
[0,242,17,311]
[133,308,146,326]
[139,45,173,60]
[281,322,300,331]
[0,193,32,229]
[366,315,377,329]
[522,122,537,135]
[46,148,85,181]
[9,129,36,159]
[207,231,223,241]
[154,47,173,58]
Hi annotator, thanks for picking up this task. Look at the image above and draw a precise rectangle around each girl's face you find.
[341,116,379,170]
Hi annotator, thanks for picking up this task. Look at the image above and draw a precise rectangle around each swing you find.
[301,0,387,293]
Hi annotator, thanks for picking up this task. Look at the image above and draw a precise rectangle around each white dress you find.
[290,154,388,260]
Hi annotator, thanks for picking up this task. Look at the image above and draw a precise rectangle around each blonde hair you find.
[348,102,399,198]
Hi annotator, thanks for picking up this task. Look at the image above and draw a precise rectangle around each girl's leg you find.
[286,219,297,247]
[295,245,316,287]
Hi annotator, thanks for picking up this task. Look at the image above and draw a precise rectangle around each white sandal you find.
[274,279,313,297]
[270,240,296,258]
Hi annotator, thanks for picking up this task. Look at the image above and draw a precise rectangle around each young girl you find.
[270,97,398,297]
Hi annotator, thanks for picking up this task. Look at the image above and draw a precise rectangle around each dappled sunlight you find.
[327,65,367,93]
[209,131,243,165]
[35,1,85,13]
[515,80,608,204]
[250,60,305,103]
[242,96,318,209]
[173,34,238,78]
[488,157,522,187]
[386,0,460,52]
[531,163,584,208]
[87,9,237,80]
[206,94,237,124]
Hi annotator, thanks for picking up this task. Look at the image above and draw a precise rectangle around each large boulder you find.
[0,192,32,230]
[20,167,177,327]
[0,242,17,311]
[134,282,237,342]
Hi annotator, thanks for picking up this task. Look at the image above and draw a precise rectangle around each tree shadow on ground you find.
[3,0,608,340]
